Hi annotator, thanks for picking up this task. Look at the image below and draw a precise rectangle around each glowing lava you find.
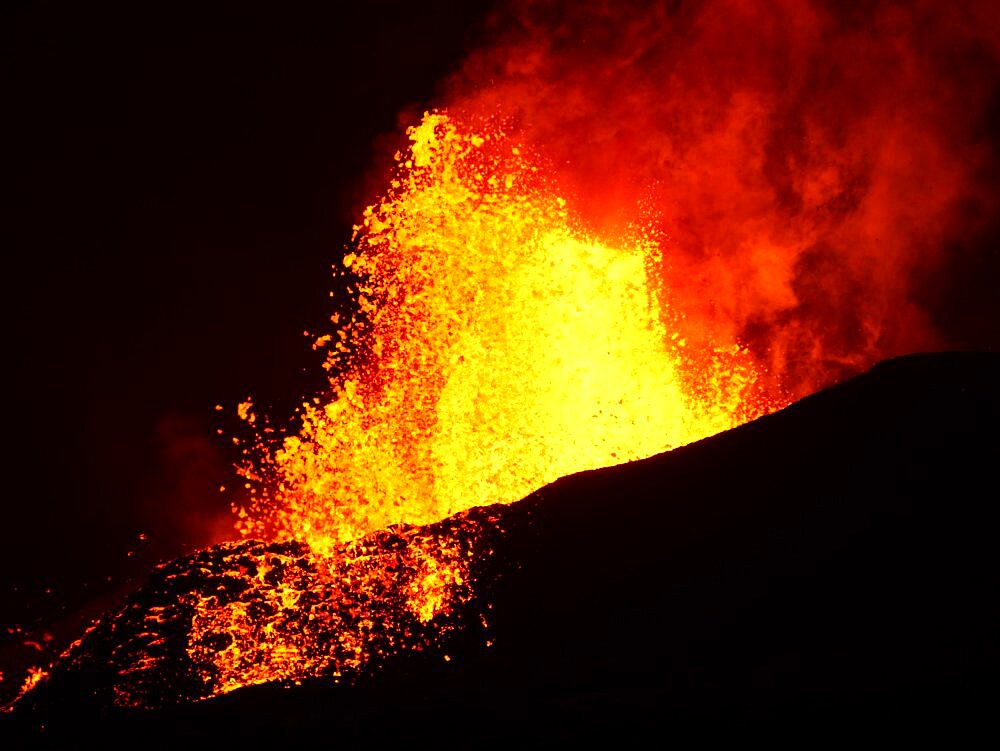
[237,112,774,556]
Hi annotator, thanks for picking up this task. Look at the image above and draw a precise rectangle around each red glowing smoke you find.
[442,0,1000,395]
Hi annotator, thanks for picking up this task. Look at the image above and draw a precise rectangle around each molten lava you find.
[237,112,773,555]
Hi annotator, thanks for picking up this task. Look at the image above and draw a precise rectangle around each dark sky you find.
[1,1,493,635]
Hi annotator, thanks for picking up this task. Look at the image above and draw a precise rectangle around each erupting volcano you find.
[4,0,1000,741]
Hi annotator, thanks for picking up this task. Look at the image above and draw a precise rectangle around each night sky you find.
[2,1,493,638]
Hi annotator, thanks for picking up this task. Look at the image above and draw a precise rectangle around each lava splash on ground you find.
[9,506,504,712]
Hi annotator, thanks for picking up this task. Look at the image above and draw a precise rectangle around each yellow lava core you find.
[238,111,771,555]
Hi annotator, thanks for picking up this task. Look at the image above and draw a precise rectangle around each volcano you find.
[6,351,998,742]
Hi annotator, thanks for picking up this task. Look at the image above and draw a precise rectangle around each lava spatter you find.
[9,507,503,710]
[237,112,772,556]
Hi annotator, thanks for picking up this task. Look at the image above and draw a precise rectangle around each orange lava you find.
[236,112,775,556]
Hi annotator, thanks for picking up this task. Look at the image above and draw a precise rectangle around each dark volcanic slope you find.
[6,352,999,743]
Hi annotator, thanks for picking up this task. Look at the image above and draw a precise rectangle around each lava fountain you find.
[7,108,777,715]
[235,112,774,555]
[165,113,774,700]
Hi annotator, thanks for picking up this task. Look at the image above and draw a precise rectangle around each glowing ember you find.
[237,112,773,555]
[20,667,47,695]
